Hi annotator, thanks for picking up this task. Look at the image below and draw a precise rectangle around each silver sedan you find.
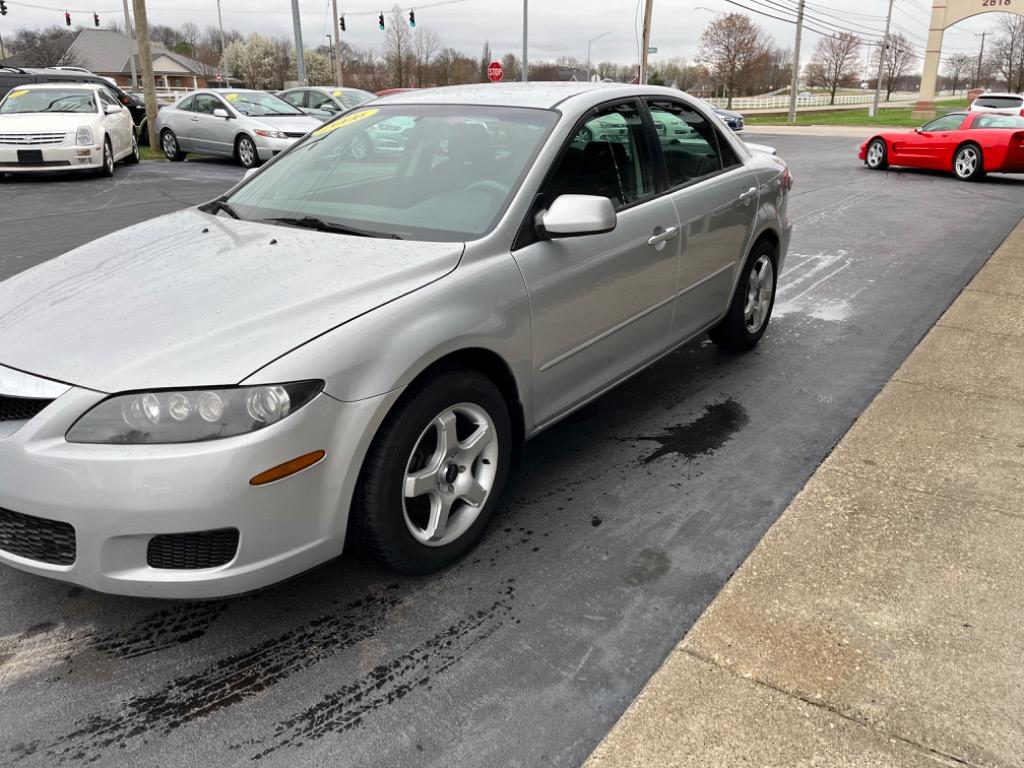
[155,88,321,168]
[0,83,791,597]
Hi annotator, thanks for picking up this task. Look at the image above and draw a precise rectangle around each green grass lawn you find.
[140,144,165,161]
[746,98,971,128]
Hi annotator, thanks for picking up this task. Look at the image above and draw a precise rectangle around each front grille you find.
[0,395,52,422]
[284,132,307,138]
[0,132,67,145]
[0,508,76,565]
[147,528,239,569]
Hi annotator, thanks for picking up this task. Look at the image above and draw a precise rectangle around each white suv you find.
[969,92,1024,116]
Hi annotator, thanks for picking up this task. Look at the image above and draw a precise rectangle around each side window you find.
[647,99,735,188]
[546,100,654,209]
[97,90,117,108]
[194,94,223,115]
[307,91,336,111]
[177,95,196,112]
[281,90,306,108]
[922,114,965,132]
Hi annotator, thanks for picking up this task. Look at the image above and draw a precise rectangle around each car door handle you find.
[647,226,679,247]
[190,117,199,122]
[738,187,758,204]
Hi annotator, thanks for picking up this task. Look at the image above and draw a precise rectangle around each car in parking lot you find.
[860,111,1024,180]
[713,107,745,132]
[277,85,376,121]
[0,82,791,598]
[0,82,138,177]
[155,89,321,167]
[969,92,1024,115]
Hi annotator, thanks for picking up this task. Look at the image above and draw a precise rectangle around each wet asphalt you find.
[1,142,1023,767]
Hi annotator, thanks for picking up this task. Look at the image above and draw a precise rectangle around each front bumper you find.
[0,386,399,598]
[254,134,304,161]
[0,143,104,173]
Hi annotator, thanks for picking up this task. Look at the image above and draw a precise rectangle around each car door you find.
[913,113,968,169]
[97,89,131,156]
[167,95,197,150]
[189,93,234,156]
[646,98,761,341]
[511,99,680,427]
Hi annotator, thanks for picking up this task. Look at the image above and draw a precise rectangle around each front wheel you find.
[865,138,888,170]
[353,367,512,574]
[125,130,140,164]
[236,135,262,169]
[953,144,985,181]
[709,240,777,351]
[98,137,115,177]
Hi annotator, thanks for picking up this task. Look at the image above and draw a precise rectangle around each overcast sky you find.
[6,0,1002,70]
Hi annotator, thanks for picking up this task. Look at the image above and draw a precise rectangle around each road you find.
[1,142,1022,768]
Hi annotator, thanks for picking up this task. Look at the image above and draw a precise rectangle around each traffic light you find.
[408,10,415,27]
[93,11,99,26]
[65,10,71,25]
[0,1,7,17]
[339,14,345,31]
[378,12,384,30]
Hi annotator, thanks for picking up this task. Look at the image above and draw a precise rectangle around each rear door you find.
[166,95,196,149]
[645,97,761,341]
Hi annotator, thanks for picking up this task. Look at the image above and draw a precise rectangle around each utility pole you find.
[974,30,986,89]
[130,0,158,148]
[521,0,528,81]
[216,0,225,54]
[331,0,343,85]
[639,0,654,84]
[871,0,895,117]
[291,0,306,83]
[586,31,610,83]
[0,31,6,64]
[786,0,804,124]
[121,0,138,89]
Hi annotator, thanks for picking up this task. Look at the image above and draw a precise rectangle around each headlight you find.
[66,381,324,444]
[253,129,288,139]
[76,126,93,146]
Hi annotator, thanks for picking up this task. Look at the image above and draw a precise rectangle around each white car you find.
[0,83,138,177]
[969,92,1024,116]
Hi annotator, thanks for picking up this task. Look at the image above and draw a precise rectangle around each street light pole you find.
[786,0,804,124]
[121,0,138,89]
[331,0,343,85]
[216,0,225,54]
[586,31,610,82]
[974,31,986,90]
[291,0,306,84]
[522,0,528,81]
[639,0,654,84]
[871,0,895,117]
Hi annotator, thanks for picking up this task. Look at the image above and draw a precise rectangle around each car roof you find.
[374,81,639,109]
[7,82,103,90]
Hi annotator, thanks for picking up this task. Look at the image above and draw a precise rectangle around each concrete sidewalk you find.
[584,222,1024,767]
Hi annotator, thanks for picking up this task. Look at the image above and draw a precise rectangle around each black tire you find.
[865,138,888,170]
[953,143,985,181]
[236,135,262,168]
[709,238,778,351]
[98,137,115,178]
[161,129,186,161]
[352,366,512,574]
[125,130,140,164]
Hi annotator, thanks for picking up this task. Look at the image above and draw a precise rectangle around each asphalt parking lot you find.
[1,139,1023,768]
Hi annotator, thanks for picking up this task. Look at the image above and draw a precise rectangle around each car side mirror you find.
[537,194,617,238]
[103,103,121,114]
[213,108,231,119]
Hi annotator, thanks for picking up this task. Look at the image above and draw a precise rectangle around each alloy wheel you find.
[955,147,978,178]
[104,142,113,175]
[867,141,884,168]
[744,255,774,333]
[162,131,177,159]
[402,403,499,547]
[238,138,256,167]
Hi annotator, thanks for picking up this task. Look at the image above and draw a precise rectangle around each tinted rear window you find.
[975,96,1023,108]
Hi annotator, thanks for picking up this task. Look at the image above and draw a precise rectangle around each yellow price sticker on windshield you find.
[225,93,239,101]
[7,90,28,99]
[312,108,379,136]
[332,89,342,97]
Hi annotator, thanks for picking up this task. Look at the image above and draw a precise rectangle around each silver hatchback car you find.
[0,83,791,598]
[155,88,321,168]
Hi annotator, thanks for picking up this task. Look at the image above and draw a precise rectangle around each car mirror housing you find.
[213,108,231,119]
[537,194,617,239]
[244,167,258,180]
[103,103,121,115]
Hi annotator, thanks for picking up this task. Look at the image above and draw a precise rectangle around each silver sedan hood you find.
[0,208,462,392]
[247,114,321,134]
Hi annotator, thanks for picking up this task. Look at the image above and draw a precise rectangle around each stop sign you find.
[487,61,503,83]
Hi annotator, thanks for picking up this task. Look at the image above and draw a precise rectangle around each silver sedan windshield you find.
[225,105,558,241]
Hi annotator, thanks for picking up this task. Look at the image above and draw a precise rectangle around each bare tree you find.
[181,21,201,57]
[986,15,1024,92]
[943,52,972,93]
[412,26,441,86]
[697,13,771,106]
[805,32,860,104]
[501,52,521,81]
[874,33,916,99]
[383,4,413,87]
[11,27,81,67]
[479,40,491,82]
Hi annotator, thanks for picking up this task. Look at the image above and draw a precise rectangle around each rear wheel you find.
[352,367,512,574]
[953,143,985,181]
[709,239,777,351]
[865,138,888,170]
[161,129,186,161]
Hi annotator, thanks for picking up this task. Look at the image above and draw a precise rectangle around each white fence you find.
[703,90,956,111]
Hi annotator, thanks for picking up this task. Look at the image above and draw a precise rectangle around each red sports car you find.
[859,111,1024,181]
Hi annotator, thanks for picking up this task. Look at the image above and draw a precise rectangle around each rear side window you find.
[647,99,737,188]
[972,114,1024,128]
[280,90,305,108]
[975,95,1024,109]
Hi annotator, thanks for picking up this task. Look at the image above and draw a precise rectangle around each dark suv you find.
[0,66,156,142]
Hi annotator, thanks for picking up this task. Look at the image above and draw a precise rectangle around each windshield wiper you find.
[261,216,399,239]
[202,198,241,219]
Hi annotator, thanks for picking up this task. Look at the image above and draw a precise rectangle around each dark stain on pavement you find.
[624,548,671,586]
[631,398,749,465]
[93,601,229,659]
[244,579,517,760]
